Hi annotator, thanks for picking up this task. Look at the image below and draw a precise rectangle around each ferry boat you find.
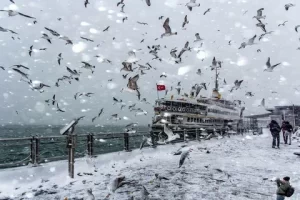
[151,67,244,136]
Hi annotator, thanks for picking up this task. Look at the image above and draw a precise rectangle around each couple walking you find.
[268,120,293,148]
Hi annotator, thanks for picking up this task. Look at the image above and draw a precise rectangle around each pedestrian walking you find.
[268,120,281,148]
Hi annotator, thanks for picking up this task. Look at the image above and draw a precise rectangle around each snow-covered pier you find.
[0,129,300,200]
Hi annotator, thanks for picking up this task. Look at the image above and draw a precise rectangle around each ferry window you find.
[187,117,190,122]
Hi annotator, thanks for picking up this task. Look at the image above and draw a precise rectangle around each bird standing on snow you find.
[179,149,191,168]
[85,188,95,200]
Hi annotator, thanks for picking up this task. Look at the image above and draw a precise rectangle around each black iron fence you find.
[0,129,213,169]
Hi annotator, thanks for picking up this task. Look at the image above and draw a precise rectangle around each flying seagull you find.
[285,3,295,11]
[117,0,124,7]
[256,19,267,32]
[253,8,265,20]
[186,0,200,11]
[0,10,35,19]
[295,25,300,32]
[80,37,94,42]
[145,0,151,6]
[239,35,256,49]
[58,53,62,65]
[264,57,281,72]
[56,103,65,112]
[194,33,203,42]
[259,31,273,41]
[121,62,134,72]
[12,68,29,79]
[137,21,148,25]
[84,0,90,8]
[28,45,33,57]
[127,74,139,90]
[45,27,60,37]
[203,8,211,15]
[161,18,177,38]
[278,21,288,27]
[0,66,5,70]
[182,15,189,28]
[41,33,52,43]
[178,41,191,58]
[0,26,18,34]
[179,149,190,168]
[103,26,110,32]
[12,64,29,70]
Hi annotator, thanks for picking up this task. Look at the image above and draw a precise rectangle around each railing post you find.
[183,129,186,141]
[34,137,39,165]
[123,132,130,152]
[30,136,34,164]
[87,134,94,156]
[67,134,76,178]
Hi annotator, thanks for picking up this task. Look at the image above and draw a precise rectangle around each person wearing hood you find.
[276,177,291,200]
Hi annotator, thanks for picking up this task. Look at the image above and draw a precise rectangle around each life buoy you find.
[182,108,186,112]
[178,107,182,112]
[167,106,171,111]
[172,107,177,112]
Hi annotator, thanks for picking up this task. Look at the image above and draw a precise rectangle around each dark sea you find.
[0,125,149,169]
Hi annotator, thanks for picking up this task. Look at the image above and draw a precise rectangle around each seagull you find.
[39,48,47,51]
[113,97,123,104]
[170,49,181,63]
[245,92,254,97]
[120,4,125,13]
[80,37,94,42]
[59,35,73,45]
[203,8,211,15]
[141,186,150,199]
[45,27,60,37]
[28,45,33,57]
[10,0,15,4]
[260,98,265,107]
[84,0,90,8]
[58,53,62,65]
[0,26,18,34]
[41,33,52,43]
[12,68,29,79]
[86,189,95,200]
[121,62,134,72]
[28,80,50,91]
[122,17,128,23]
[182,15,189,28]
[259,31,273,41]
[230,80,243,92]
[178,41,191,58]
[196,69,202,75]
[111,114,121,121]
[0,66,5,70]
[295,25,300,32]
[117,0,124,7]
[179,149,190,168]
[160,73,167,78]
[45,95,56,106]
[161,18,177,38]
[127,74,139,90]
[285,3,295,11]
[81,62,95,73]
[194,33,203,42]
[264,57,281,72]
[253,8,265,20]
[66,67,81,76]
[210,57,218,70]
[145,0,151,6]
[186,0,200,11]
[278,21,288,26]
[12,64,29,70]
[137,21,148,25]
[256,19,267,32]
[0,10,35,19]
[239,35,256,49]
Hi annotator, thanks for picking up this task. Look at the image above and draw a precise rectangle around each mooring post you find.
[67,134,76,178]
[123,132,130,152]
[34,137,39,165]
[30,136,34,164]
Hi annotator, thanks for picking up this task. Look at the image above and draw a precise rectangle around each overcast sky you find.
[0,0,299,125]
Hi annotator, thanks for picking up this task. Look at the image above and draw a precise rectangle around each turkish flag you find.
[157,84,166,91]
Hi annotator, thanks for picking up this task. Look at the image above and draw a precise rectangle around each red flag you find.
[156,84,166,91]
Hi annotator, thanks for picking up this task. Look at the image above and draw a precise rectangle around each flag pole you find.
[156,83,159,100]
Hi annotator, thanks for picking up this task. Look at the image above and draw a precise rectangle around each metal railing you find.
[0,128,247,177]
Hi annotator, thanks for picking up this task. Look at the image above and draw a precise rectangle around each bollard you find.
[34,137,40,165]
[123,133,130,152]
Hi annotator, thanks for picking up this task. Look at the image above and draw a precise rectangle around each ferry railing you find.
[0,128,228,172]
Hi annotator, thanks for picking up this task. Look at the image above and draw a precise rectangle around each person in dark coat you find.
[281,121,287,144]
[276,177,291,200]
[268,120,281,148]
[284,121,293,145]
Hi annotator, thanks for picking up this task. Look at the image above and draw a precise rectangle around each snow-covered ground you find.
[1,128,300,200]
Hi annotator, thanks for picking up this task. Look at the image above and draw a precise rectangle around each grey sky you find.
[0,0,299,125]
